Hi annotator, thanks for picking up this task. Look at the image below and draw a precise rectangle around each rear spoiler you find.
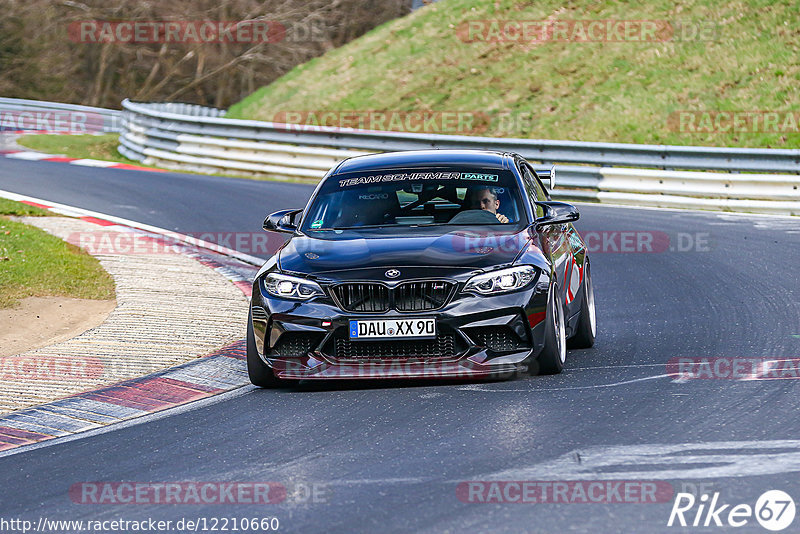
[532,165,556,190]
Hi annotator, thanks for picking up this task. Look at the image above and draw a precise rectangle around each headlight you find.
[264,273,324,300]
[463,266,538,295]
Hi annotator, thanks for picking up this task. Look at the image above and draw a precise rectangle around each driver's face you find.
[475,189,499,214]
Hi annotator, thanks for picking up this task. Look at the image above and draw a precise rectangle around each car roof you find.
[331,150,516,175]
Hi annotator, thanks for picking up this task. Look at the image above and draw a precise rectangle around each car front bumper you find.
[250,276,552,380]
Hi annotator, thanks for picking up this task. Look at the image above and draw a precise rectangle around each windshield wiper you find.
[315,224,393,230]
[411,222,508,227]
[309,223,507,230]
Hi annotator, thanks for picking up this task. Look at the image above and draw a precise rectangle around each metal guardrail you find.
[121,100,800,174]
[1,97,797,215]
[118,99,800,215]
[0,97,121,133]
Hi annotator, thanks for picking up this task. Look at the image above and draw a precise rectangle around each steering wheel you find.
[448,209,501,224]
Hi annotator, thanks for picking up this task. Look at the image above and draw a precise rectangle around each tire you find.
[246,313,282,388]
[568,261,596,349]
[536,284,567,375]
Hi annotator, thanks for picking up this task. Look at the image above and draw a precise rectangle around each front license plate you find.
[349,318,436,340]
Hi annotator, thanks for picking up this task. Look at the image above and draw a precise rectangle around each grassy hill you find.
[227,0,800,148]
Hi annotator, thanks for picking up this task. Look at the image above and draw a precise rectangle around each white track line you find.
[69,159,118,167]
[457,374,671,392]
[5,151,58,160]
[567,363,667,371]
[0,188,264,266]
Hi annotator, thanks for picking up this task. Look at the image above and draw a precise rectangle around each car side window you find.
[527,163,550,201]
[520,163,545,219]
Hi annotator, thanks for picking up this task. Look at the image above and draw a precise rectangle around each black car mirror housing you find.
[534,201,580,228]
[263,209,303,233]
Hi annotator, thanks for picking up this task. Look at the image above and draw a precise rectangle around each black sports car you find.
[247,150,595,386]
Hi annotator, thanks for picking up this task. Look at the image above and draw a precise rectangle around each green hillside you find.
[227,0,800,148]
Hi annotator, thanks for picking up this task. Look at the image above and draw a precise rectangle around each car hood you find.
[278,229,531,276]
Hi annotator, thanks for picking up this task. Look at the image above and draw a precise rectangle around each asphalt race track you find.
[1,158,800,532]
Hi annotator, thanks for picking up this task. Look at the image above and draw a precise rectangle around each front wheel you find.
[246,313,282,388]
[568,261,596,349]
[535,284,567,375]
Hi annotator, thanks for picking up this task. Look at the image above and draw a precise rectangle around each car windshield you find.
[301,168,527,232]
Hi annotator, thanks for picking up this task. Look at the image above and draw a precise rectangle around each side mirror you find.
[534,201,579,228]
[263,209,303,234]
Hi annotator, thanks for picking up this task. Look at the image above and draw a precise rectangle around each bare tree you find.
[0,0,413,108]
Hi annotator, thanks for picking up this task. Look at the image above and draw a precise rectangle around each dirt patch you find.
[0,297,115,357]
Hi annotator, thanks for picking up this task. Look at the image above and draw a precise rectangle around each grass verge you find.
[15,133,149,166]
[13,134,318,183]
[0,197,51,217]
[0,199,115,308]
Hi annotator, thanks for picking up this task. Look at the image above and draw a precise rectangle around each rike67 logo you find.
[668,490,796,531]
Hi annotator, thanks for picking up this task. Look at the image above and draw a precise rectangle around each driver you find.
[473,187,509,223]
